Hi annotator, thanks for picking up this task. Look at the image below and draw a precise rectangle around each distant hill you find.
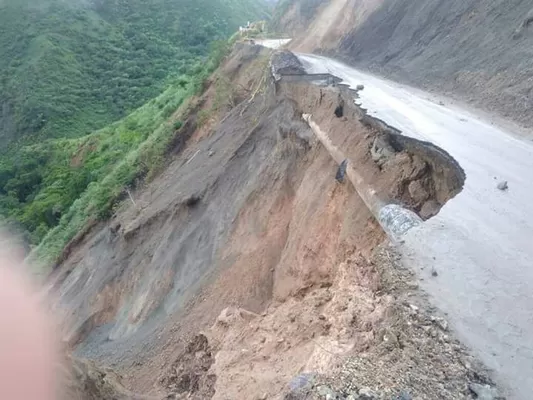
[0,0,268,146]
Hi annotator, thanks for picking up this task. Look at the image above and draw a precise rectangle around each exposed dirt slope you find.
[275,0,383,53]
[278,0,533,129]
[50,44,491,399]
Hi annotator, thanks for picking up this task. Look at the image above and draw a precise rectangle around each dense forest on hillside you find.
[0,0,267,143]
[0,0,268,264]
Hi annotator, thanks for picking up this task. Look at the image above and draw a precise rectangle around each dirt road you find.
[298,53,533,400]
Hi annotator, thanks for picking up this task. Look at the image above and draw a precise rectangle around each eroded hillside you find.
[49,43,499,399]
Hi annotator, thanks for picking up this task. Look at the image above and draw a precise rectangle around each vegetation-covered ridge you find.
[0,0,268,144]
[0,0,269,267]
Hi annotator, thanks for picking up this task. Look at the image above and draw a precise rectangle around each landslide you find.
[50,44,484,399]
[276,0,533,129]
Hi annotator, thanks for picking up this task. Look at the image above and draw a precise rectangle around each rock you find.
[409,304,419,312]
[371,135,396,167]
[497,181,508,191]
[336,159,348,183]
[408,180,429,203]
[208,150,214,157]
[215,307,243,326]
[382,329,400,348]
[288,373,315,391]
[285,373,315,400]
[420,200,440,219]
[404,155,428,180]
[335,101,344,118]
[185,195,201,207]
[358,387,378,399]
[356,84,365,91]
[394,391,413,400]
[317,385,337,399]
[431,267,438,277]
[468,383,500,400]
[431,316,449,331]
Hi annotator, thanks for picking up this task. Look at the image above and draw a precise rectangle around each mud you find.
[50,45,484,399]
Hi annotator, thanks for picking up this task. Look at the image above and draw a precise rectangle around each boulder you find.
[497,181,508,191]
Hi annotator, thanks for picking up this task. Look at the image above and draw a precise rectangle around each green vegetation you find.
[25,39,232,269]
[0,0,268,144]
[0,0,267,268]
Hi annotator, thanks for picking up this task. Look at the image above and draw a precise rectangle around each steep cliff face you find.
[275,0,533,128]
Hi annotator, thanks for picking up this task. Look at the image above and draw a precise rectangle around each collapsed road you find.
[290,52,533,400]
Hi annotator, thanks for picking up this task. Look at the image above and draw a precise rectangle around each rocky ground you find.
[282,245,502,400]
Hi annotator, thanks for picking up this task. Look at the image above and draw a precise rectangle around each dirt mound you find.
[153,60,470,398]
[158,243,495,400]
[299,245,496,400]
[155,147,386,399]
